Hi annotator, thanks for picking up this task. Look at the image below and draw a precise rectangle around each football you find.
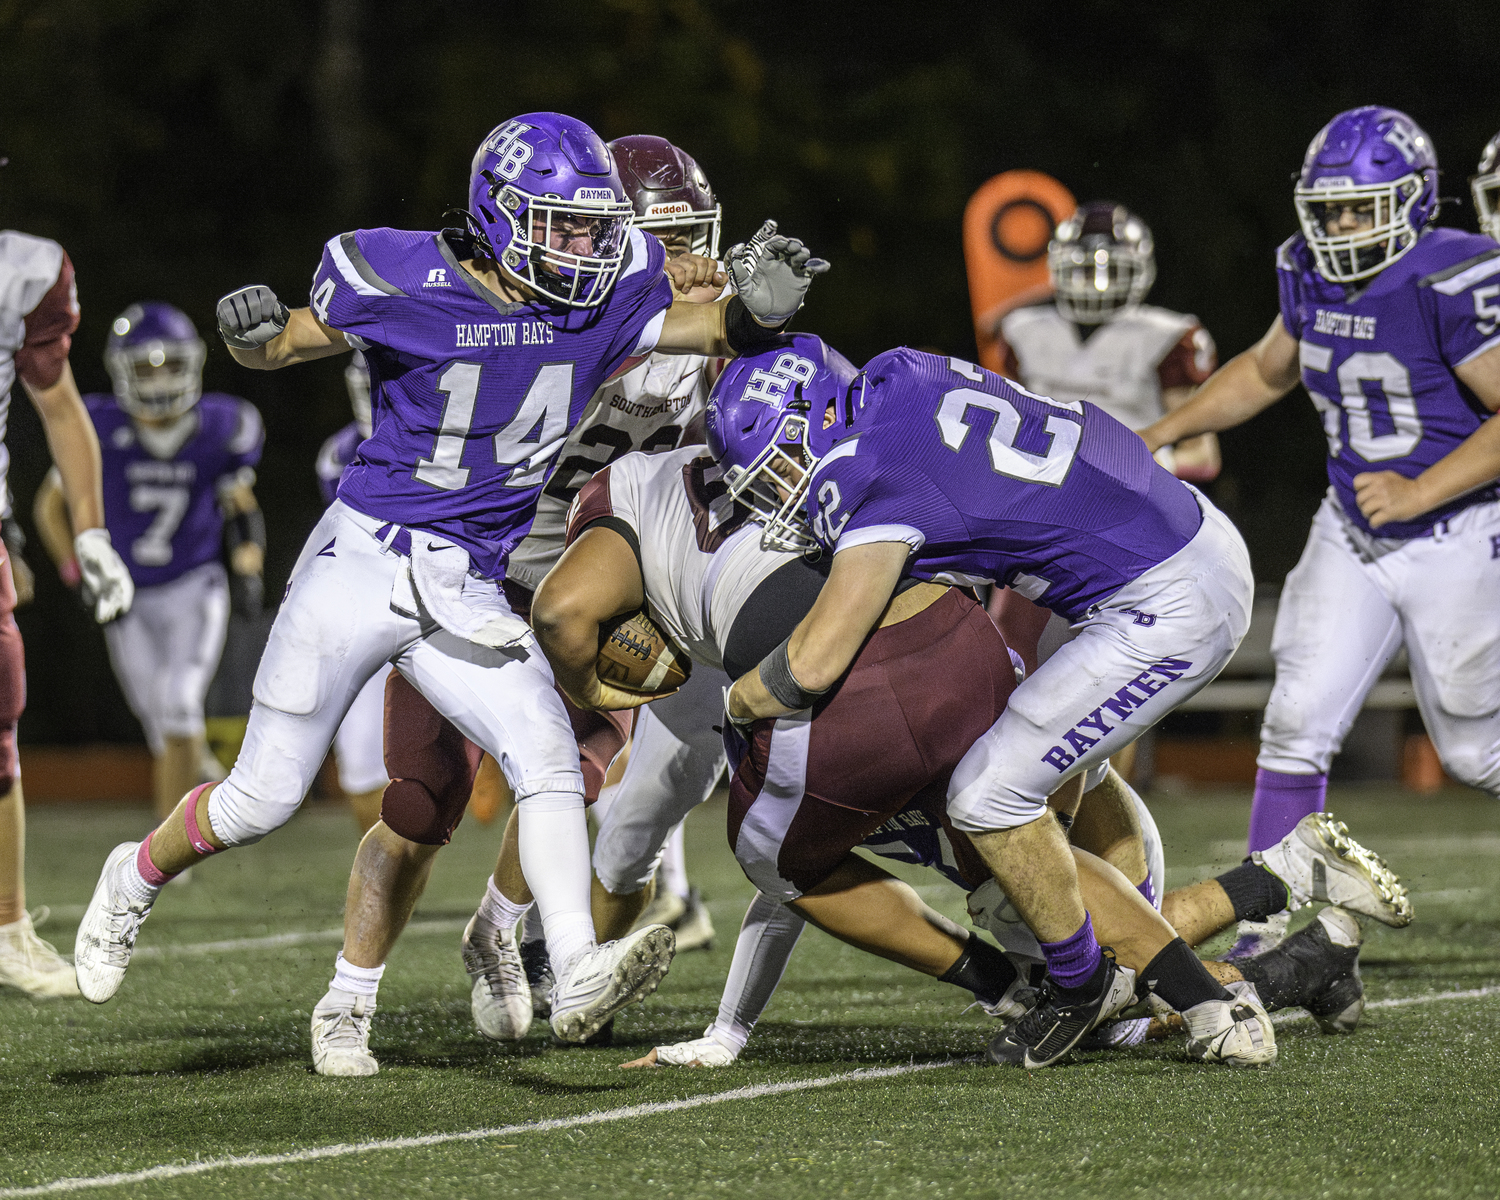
[596,609,692,694]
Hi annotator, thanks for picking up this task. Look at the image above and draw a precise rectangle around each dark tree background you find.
[1,0,1496,742]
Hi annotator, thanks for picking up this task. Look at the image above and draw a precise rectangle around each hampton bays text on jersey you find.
[455,320,555,349]
[1312,309,1376,340]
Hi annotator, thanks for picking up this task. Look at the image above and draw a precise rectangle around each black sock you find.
[1143,938,1232,1012]
[1215,861,1290,923]
[1234,955,1294,1010]
[938,934,1019,1005]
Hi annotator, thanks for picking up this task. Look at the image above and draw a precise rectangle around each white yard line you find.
[0,1061,956,1197]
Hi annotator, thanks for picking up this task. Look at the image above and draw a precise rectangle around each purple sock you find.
[1247,769,1327,853]
[1136,873,1158,909]
[1039,913,1102,991]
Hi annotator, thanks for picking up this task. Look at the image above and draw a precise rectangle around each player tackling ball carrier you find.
[717,340,1260,1066]
[73,112,828,1076]
[1141,106,1500,953]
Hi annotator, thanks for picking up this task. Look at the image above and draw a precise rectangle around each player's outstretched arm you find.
[31,469,77,583]
[22,363,133,622]
[1354,343,1500,528]
[531,526,673,712]
[728,540,909,724]
[1139,316,1300,453]
[217,285,349,370]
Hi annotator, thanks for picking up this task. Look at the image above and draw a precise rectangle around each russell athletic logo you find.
[1041,657,1193,772]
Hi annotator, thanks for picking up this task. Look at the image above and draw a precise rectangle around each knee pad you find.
[946,787,1049,834]
[1433,741,1500,798]
[205,776,297,846]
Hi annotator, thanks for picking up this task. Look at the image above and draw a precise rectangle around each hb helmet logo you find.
[484,121,536,182]
[1383,120,1421,165]
[742,353,817,406]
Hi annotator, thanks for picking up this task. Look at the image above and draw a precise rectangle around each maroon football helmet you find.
[609,135,721,259]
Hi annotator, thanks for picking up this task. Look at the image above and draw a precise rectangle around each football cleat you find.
[1305,908,1365,1034]
[1241,906,1365,1034]
[631,889,687,932]
[976,958,1045,1023]
[74,842,156,1003]
[1184,981,1278,1067]
[1253,812,1412,927]
[311,989,379,1076]
[520,937,554,1019]
[1077,1016,1151,1050]
[461,913,531,1041]
[1224,912,1291,961]
[654,1032,739,1067]
[0,909,80,998]
[550,924,675,1044]
[987,956,1135,1068]
[631,886,715,952]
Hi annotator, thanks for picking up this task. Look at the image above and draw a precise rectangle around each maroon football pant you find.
[728,589,1015,899]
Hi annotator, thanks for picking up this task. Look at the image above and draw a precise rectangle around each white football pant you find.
[1259,493,1500,796]
[949,489,1253,830]
[103,561,228,755]
[333,669,391,796]
[592,664,728,896]
[207,502,584,848]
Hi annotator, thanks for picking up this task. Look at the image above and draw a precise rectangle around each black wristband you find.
[725,295,790,355]
[225,508,266,552]
[760,635,826,710]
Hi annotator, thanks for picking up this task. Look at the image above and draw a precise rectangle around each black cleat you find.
[987,953,1131,1068]
[1238,906,1364,1034]
[520,938,554,1019]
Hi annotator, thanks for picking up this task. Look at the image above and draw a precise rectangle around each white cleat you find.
[550,924,676,1044]
[654,1032,739,1067]
[0,909,80,998]
[74,842,155,1004]
[1254,812,1413,927]
[461,913,531,1041]
[311,990,379,1076]
[1184,981,1278,1067]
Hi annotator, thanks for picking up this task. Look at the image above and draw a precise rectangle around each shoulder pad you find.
[0,231,66,320]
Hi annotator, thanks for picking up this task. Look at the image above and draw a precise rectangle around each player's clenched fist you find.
[73,528,133,624]
[726,219,830,326]
[1352,469,1430,530]
[217,285,290,349]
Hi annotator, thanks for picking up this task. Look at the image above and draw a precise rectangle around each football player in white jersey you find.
[380,134,733,1041]
[0,216,133,996]
[1470,130,1500,244]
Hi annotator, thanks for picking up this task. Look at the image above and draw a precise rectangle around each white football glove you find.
[217,284,290,349]
[73,529,133,623]
[726,219,830,326]
[653,1033,739,1067]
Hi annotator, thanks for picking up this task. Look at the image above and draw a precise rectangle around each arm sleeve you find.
[1157,323,1217,389]
[16,252,80,389]
[310,231,394,346]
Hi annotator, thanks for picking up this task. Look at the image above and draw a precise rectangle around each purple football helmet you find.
[1294,106,1439,283]
[707,333,858,552]
[609,135,721,259]
[1049,202,1155,323]
[467,113,635,308]
[1471,131,1500,243]
[104,302,205,420]
[345,349,372,438]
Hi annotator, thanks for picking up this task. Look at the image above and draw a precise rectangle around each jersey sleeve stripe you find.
[807,436,861,484]
[1457,331,1500,367]
[630,309,667,357]
[618,228,647,280]
[1423,249,1500,294]
[331,233,403,297]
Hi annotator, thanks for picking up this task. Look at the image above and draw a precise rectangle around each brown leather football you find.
[596,610,691,694]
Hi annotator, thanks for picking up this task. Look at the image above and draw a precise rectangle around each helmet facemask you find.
[1049,237,1155,323]
[484,179,634,308]
[635,203,722,260]
[722,408,820,553]
[1295,174,1428,282]
[1472,167,1500,243]
[106,336,205,421]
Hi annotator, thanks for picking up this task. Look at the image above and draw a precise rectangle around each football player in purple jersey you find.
[73,112,828,1077]
[1142,106,1500,956]
[712,338,1276,1067]
[34,303,264,822]
[313,350,390,832]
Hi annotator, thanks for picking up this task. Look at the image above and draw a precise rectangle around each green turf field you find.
[1,786,1497,1199]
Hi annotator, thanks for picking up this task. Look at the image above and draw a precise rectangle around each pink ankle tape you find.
[136,835,173,887]
[183,783,220,856]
